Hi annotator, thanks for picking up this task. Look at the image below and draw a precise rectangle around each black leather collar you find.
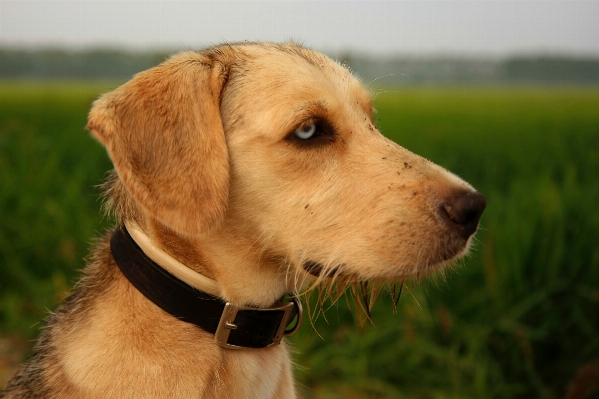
[110,226,302,349]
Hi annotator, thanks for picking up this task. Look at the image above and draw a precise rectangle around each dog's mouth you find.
[303,261,336,277]
[302,261,349,278]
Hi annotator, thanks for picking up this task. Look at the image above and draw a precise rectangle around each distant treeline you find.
[340,53,599,84]
[1,48,599,84]
[0,49,169,80]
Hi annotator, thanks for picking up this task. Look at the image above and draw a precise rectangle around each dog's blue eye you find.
[294,122,317,140]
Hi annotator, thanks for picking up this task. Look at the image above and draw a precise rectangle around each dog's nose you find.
[440,190,486,239]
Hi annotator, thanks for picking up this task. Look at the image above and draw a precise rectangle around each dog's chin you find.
[301,238,474,282]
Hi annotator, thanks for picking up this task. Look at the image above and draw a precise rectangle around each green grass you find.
[1,82,598,398]
[0,81,118,335]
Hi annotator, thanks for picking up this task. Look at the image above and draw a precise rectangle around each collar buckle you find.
[215,296,303,349]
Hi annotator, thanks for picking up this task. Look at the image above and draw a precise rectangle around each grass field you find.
[1,82,598,398]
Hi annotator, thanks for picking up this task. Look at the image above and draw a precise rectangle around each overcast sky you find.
[1,1,598,56]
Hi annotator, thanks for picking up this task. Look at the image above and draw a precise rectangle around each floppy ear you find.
[87,51,230,237]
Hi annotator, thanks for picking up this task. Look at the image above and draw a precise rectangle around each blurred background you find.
[1,1,598,398]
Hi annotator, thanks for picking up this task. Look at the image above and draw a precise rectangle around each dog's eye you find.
[294,122,317,140]
[287,119,335,147]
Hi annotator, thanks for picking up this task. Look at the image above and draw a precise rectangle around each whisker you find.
[360,281,371,320]
[404,283,422,310]
[393,280,404,310]
[369,281,384,311]
[367,73,395,87]
[317,285,329,324]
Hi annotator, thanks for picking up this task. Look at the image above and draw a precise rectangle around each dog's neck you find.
[112,222,303,349]
[123,214,312,307]
[125,221,223,297]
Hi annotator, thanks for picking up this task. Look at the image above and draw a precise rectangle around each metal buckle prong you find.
[215,303,241,349]
[225,322,237,330]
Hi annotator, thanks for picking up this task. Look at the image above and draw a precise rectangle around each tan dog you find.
[1,43,485,398]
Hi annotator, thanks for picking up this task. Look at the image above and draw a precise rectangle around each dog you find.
[1,42,485,398]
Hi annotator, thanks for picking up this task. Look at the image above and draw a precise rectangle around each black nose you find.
[440,191,486,239]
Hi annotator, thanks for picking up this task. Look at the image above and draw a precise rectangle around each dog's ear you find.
[87,51,230,237]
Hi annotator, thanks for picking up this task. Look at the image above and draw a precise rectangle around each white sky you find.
[1,1,598,56]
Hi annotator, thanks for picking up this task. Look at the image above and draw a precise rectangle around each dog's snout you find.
[440,191,486,239]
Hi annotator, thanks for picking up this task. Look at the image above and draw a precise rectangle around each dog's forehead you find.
[244,45,370,102]
[221,44,373,137]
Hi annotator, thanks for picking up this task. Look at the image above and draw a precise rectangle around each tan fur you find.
[1,42,483,398]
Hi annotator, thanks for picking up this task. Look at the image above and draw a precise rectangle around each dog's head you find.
[87,43,485,306]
